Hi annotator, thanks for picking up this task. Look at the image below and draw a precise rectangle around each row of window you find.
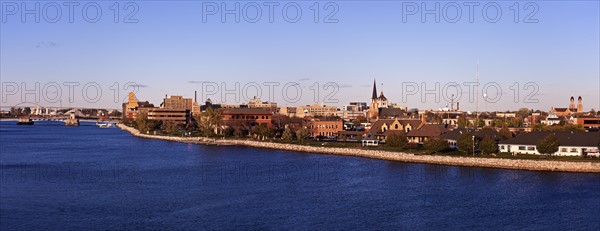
[517,146,536,151]
[560,148,579,153]
[381,127,411,132]
[232,115,269,120]
[501,145,581,153]
[310,124,339,129]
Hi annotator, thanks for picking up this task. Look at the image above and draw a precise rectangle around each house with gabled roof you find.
[367,118,421,141]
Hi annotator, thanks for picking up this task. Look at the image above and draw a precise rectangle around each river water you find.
[1,121,599,230]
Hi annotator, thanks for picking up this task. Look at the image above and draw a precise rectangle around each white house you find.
[542,113,562,126]
[498,131,600,156]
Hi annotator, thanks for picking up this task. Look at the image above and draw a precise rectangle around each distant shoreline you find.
[116,124,600,173]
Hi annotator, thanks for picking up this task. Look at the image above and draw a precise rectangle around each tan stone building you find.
[368,79,389,120]
[280,104,338,118]
[551,96,584,117]
[122,92,155,121]
[163,95,193,111]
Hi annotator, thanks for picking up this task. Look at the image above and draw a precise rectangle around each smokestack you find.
[195,91,197,103]
[456,102,460,111]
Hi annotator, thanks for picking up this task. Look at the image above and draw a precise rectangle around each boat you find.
[64,112,80,126]
[16,117,34,125]
[97,122,114,128]
[96,112,114,128]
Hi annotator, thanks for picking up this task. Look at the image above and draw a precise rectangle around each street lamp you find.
[472,135,475,156]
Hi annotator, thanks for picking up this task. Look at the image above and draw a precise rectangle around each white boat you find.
[97,122,114,128]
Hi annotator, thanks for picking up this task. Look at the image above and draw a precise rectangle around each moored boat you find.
[16,117,34,125]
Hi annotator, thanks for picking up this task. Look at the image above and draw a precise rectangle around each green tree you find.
[136,111,160,133]
[23,107,31,115]
[234,127,245,138]
[295,128,310,144]
[195,107,222,137]
[476,119,485,128]
[423,137,448,153]
[109,110,122,117]
[479,135,497,155]
[457,117,470,129]
[386,133,407,148]
[352,115,367,127]
[162,121,179,134]
[516,108,530,120]
[10,107,22,117]
[499,124,512,140]
[536,134,560,157]
[282,127,295,141]
[457,132,475,155]
[252,124,275,140]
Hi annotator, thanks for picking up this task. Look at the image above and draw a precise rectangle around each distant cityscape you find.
[3,79,600,157]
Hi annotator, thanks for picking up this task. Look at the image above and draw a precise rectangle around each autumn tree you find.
[352,115,367,127]
[499,124,513,140]
[536,134,560,157]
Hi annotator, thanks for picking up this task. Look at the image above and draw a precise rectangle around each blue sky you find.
[1,0,599,112]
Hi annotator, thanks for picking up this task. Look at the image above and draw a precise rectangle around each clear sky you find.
[1,0,599,112]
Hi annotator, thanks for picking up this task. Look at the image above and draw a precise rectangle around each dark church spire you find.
[372,79,377,100]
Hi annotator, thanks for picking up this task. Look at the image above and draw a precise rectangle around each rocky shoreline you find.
[117,124,600,173]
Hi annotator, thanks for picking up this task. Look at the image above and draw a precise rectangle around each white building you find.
[542,113,562,126]
[498,131,600,156]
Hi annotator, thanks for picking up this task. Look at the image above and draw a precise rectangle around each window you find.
[570,148,577,153]
[561,148,567,152]
[518,146,526,150]
[527,147,535,151]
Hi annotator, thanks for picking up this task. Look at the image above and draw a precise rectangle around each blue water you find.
[1,121,599,230]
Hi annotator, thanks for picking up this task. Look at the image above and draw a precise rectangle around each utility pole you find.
[472,135,475,156]
[475,62,480,130]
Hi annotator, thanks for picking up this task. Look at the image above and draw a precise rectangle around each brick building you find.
[306,119,343,138]
[221,108,273,130]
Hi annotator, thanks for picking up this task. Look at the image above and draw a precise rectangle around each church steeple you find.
[371,79,378,100]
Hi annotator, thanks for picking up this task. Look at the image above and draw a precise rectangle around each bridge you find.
[2,104,123,124]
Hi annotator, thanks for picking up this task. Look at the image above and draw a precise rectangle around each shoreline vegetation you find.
[116,124,600,173]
